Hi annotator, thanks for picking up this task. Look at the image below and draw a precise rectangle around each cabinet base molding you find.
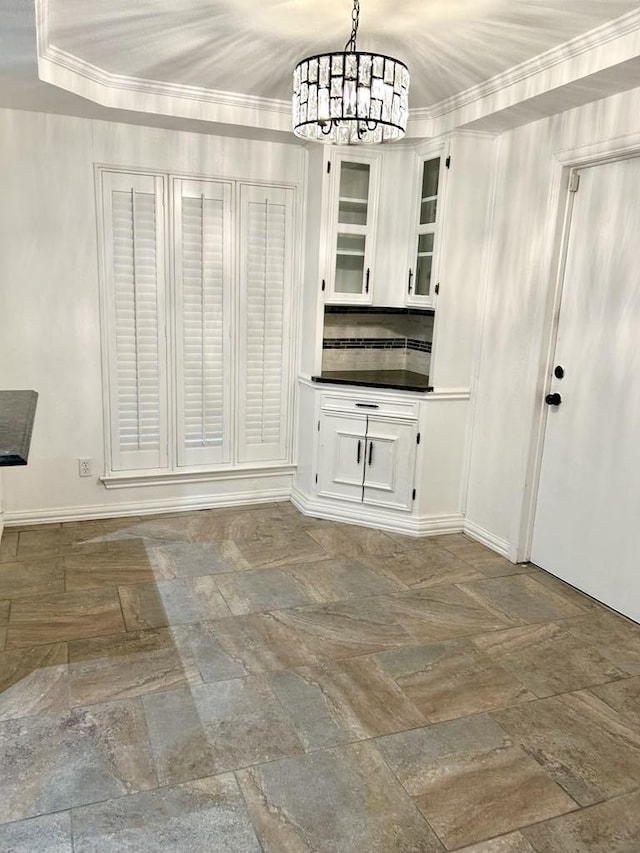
[290,487,464,537]
[462,519,510,557]
[1,487,291,527]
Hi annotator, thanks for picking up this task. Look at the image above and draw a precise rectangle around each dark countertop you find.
[0,390,38,466]
[312,371,432,393]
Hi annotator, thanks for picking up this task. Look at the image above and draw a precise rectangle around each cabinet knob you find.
[545,393,562,406]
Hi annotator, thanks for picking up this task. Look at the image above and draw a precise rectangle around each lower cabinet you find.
[317,409,417,512]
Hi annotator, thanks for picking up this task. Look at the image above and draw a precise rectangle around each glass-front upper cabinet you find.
[407,153,447,307]
[325,152,380,304]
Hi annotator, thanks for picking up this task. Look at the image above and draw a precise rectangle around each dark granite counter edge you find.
[312,375,433,393]
[324,305,435,317]
[0,390,39,466]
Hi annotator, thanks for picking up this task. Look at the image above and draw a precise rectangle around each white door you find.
[531,156,640,622]
[363,418,417,512]
[317,412,366,503]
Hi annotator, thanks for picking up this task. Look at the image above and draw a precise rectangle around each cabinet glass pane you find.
[337,234,366,253]
[420,198,437,225]
[421,158,440,199]
[420,158,440,225]
[418,233,434,253]
[415,254,433,296]
[338,162,370,225]
[335,252,365,293]
[339,200,368,225]
[339,162,370,200]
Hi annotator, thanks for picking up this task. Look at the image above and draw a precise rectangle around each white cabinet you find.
[317,145,448,310]
[317,397,417,513]
[324,152,381,304]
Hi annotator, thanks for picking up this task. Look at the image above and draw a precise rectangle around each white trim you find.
[513,134,640,564]
[2,489,292,527]
[36,0,291,133]
[290,487,463,537]
[463,519,511,558]
[429,8,640,121]
[36,0,640,137]
[554,130,640,166]
[427,9,640,136]
[101,464,296,489]
[460,136,501,520]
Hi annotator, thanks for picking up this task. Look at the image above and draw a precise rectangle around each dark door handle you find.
[365,268,370,293]
[408,269,413,293]
[368,440,373,466]
[357,439,362,464]
[545,393,562,406]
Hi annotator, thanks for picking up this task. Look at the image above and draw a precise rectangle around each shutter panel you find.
[101,171,168,471]
[237,184,294,463]
[174,179,232,467]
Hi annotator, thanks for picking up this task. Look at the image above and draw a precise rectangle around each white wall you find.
[465,84,640,555]
[0,108,305,523]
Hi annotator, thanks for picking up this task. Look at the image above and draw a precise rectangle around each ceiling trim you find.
[427,6,640,121]
[35,0,292,132]
[35,0,640,137]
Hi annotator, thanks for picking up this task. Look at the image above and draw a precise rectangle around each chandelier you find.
[292,0,410,144]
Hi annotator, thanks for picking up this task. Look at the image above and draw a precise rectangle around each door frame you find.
[512,130,640,563]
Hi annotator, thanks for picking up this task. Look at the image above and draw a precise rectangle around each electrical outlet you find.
[78,458,92,477]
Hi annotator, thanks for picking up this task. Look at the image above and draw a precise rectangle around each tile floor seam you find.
[231,769,267,853]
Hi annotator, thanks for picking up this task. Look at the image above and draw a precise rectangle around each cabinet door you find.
[363,417,417,512]
[325,153,380,304]
[407,153,448,308]
[317,412,366,503]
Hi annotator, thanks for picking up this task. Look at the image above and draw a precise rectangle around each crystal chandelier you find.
[292,0,410,144]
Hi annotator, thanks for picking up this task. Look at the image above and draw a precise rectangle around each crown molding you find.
[427,7,640,134]
[35,0,640,138]
[35,0,292,133]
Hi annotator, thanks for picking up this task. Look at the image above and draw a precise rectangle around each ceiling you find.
[1,0,640,137]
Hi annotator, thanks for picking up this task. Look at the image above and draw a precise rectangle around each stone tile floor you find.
[0,501,639,851]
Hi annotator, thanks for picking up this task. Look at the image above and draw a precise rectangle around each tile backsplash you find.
[322,310,433,375]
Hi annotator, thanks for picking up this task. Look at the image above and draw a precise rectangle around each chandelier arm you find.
[344,0,360,52]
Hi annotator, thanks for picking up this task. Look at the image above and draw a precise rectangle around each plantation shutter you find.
[101,171,168,471]
[237,184,294,463]
[173,179,232,466]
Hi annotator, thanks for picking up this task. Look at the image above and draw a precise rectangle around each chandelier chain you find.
[344,0,360,52]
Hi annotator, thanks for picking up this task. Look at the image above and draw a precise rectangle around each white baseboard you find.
[2,488,291,527]
[463,518,511,557]
[290,487,464,538]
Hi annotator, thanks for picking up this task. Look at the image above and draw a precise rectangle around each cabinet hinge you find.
[327,161,331,174]
[445,156,451,169]
[434,283,440,295]
[569,172,580,193]
[321,279,326,292]
[416,432,421,445]
[412,488,416,501]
